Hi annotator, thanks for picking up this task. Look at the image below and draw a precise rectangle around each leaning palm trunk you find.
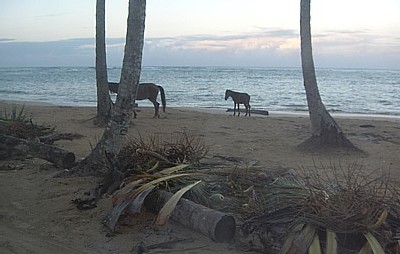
[95,0,112,124]
[71,0,146,176]
[300,0,355,149]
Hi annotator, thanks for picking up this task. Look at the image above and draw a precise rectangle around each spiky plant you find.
[0,105,54,139]
[244,162,400,253]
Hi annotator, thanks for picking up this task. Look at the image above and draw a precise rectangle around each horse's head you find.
[224,89,231,100]
[108,82,119,94]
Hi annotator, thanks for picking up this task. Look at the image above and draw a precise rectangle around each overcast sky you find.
[0,0,399,69]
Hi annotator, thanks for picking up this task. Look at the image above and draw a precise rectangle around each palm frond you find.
[156,180,202,225]
[326,229,338,254]
[364,232,385,254]
[156,164,190,176]
[105,162,200,232]
[281,224,316,254]
[308,232,322,254]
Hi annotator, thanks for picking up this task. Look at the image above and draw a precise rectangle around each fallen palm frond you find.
[364,232,385,254]
[325,229,337,254]
[102,131,210,232]
[244,162,400,253]
[118,131,208,172]
[156,180,202,225]
[309,231,322,254]
[103,162,205,232]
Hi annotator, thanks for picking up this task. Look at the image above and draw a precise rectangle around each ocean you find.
[0,66,399,116]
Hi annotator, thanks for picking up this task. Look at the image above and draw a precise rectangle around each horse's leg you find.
[245,103,249,116]
[237,103,240,117]
[131,101,137,118]
[150,99,160,118]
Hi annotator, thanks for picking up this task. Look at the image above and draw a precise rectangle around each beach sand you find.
[1,100,400,253]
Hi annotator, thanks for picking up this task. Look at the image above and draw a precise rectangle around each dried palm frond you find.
[103,158,205,232]
[156,180,202,225]
[294,163,395,233]
[118,131,208,172]
[246,162,400,253]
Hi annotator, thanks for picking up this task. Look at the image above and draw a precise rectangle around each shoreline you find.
[2,99,400,121]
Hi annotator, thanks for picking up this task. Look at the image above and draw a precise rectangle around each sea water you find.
[0,66,399,116]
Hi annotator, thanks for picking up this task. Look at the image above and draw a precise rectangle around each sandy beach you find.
[1,100,400,253]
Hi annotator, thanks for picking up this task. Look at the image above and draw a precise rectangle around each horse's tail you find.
[158,85,166,112]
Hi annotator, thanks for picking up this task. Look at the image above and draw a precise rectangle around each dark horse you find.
[225,89,251,116]
[108,82,166,118]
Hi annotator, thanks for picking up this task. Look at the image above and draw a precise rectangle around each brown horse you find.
[225,89,251,116]
[108,82,166,118]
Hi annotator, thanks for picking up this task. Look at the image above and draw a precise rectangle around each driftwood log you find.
[144,190,236,243]
[0,134,75,168]
[226,108,269,116]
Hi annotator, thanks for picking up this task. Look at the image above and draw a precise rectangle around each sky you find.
[0,0,399,69]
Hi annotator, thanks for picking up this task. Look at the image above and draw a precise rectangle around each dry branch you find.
[39,133,84,145]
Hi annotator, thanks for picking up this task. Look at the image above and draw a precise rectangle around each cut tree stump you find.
[0,134,76,168]
[144,190,236,243]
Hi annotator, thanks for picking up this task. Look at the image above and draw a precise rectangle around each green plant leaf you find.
[112,179,144,204]
[358,240,373,254]
[364,232,384,254]
[309,232,321,254]
[146,161,159,173]
[280,223,305,254]
[326,229,337,254]
[280,224,315,254]
[126,185,156,214]
[156,180,202,225]
[17,105,26,121]
[157,164,189,176]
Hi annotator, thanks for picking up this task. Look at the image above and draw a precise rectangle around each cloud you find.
[34,13,69,19]
[0,38,15,42]
[0,38,96,67]
[0,28,399,69]
[146,28,300,53]
[312,29,400,58]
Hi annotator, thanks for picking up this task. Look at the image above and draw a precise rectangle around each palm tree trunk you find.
[72,0,147,176]
[95,0,112,125]
[300,0,356,149]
